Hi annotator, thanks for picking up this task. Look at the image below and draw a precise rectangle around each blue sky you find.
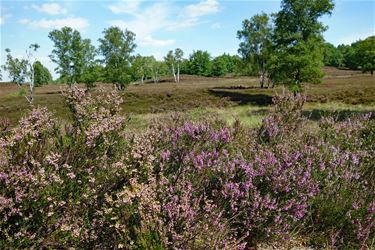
[1,0,374,80]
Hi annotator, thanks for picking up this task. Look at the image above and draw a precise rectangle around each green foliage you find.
[80,64,105,89]
[337,36,375,74]
[211,56,228,77]
[131,54,147,83]
[338,44,357,69]
[98,26,136,90]
[323,42,344,67]
[212,54,241,76]
[33,61,52,87]
[1,48,29,84]
[353,36,375,75]
[48,27,96,85]
[238,13,272,86]
[163,48,185,82]
[269,38,325,91]
[269,0,335,90]
[188,50,212,76]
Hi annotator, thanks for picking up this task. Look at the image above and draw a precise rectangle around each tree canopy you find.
[268,0,335,91]
[98,26,136,90]
[34,61,52,86]
[238,13,272,87]
[49,27,95,85]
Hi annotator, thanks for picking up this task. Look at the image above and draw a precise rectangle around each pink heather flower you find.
[160,150,171,161]
[352,202,360,210]
[67,172,76,179]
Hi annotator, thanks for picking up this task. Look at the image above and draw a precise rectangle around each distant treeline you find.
[323,38,375,73]
[1,0,374,92]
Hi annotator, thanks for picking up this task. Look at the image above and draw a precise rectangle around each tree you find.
[353,36,375,75]
[269,0,335,91]
[131,54,148,84]
[2,48,29,84]
[238,13,272,87]
[146,57,167,83]
[188,50,211,76]
[338,44,357,69]
[164,48,184,83]
[164,50,177,82]
[175,48,184,83]
[1,44,40,103]
[49,27,96,85]
[211,54,242,77]
[211,56,228,77]
[323,42,344,67]
[80,63,105,89]
[34,61,52,86]
[98,26,136,90]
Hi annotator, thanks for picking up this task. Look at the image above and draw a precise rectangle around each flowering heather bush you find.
[0,88,374,249]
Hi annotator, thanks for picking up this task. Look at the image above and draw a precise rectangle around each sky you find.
[0,0,374,80]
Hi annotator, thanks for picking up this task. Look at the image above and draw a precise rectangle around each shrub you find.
[0,89,373,249]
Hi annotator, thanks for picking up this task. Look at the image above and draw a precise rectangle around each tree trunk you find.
[177,64,180,83]
[172,64,177,83]
[260,73,264,88]
[141,75,144,84]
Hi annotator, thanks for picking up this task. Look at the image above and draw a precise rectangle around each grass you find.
[1,67,374,126]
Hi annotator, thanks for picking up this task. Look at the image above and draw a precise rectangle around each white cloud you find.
[140,35,175,47]
[108,0,221,47]
[20,17,89,30]
[167,0,220,31]
[185,0,220,18]
[108,0,141,15]
[31,3,67,15]
[110,2,174,47]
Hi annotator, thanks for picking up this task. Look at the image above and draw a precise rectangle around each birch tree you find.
[238,13,272,88]
[164,48,184,83]
[2,44,39,104]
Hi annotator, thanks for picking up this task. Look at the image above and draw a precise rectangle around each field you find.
[1,67,374,127]
[1,67,375,249]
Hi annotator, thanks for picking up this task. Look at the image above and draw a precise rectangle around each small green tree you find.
[147,57,167,83]
[98,26,136,90]
[2,44,40,103]
[33,61,52,87]
[188,50,211,76]
[211,56,228,77]
[353,36,375,75]
[131,54,148,84]
[164,48,184,83]
[269,0,335,91]
[80,63,105,89]
[238,13,273,87]
[2,49,29,84]
[164,50,177,82]
[175,48,184,83]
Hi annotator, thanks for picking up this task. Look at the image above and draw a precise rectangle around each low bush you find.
[0,87,373,249]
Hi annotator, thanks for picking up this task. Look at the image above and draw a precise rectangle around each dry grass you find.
[0,68,374,125]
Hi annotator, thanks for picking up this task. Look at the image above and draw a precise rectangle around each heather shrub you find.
[0,88,374,249]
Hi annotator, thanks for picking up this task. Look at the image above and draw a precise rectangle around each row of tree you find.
[1,0,373,94]
[323,37,375,74]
